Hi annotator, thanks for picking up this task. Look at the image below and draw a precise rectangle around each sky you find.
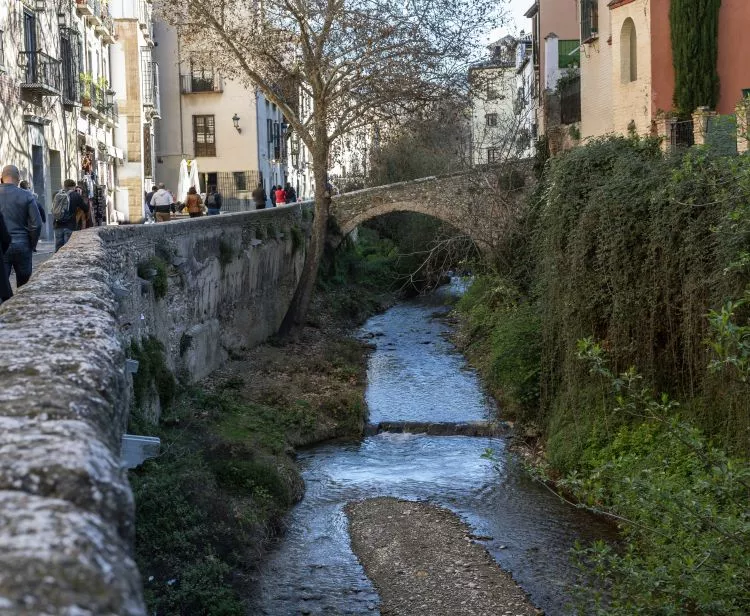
[488,0,535,43]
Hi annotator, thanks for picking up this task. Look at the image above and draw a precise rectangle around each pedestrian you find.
[52,179,89,252]
[284,182,297,204]
[150,183,174,222]
[0,210,12,303]
[274,184,287,206]
[19,180,46,225]
[270,185,277,207]
[145,184,157,216]
[184,186,203,218]
[205,185,222,215]
[252,182,267,210]
[76,181,94,229]
[0,165,42,287]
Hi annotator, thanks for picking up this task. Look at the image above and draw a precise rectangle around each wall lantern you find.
[232,113,241,134]
[35,0,46,12]
[57,12,68,28]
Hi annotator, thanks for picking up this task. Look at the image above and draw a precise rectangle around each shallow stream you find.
[251,283,613,615]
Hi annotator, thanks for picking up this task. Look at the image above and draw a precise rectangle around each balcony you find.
[180,74,223,94]
[96,14,116,44]
[75,0,93,16]
[19,51,61,96]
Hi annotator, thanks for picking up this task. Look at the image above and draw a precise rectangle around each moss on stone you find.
[128,337,176,411]
[136,257,168,300]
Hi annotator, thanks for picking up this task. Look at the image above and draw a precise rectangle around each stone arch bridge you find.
[327,164,532,253]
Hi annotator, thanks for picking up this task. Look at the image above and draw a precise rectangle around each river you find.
[250,282,613,615]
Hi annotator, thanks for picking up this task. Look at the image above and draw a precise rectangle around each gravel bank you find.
[346,497,542,616]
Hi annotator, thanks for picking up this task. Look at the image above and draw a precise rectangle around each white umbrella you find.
[188,160,201,196]
[177,159,190,203]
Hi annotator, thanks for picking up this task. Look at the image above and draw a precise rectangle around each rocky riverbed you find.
[347,497,541,616]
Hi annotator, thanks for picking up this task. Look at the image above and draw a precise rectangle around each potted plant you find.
[80,72,93,106]
[96,75,109,107]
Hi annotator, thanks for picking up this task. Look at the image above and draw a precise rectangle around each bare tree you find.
[161,0,502,332]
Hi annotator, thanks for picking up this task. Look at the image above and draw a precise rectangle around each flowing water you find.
[251,282,614,615]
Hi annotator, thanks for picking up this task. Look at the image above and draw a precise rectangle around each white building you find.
[152,21,298,210]
[469,37,519,165]
[109,0,160,221]
[514,32,537,159]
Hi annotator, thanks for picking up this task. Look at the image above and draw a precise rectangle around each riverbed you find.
[250,282,612,615]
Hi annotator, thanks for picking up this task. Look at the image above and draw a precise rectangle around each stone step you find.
[364,420,508,437]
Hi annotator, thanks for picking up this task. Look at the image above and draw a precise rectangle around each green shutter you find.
[558,40,580,68]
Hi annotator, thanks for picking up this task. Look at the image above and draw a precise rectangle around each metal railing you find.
[669,119,694,150]
[19,51,61,94]
[560,75,581,125]
[180,74,223,94]
[580,0,599,41]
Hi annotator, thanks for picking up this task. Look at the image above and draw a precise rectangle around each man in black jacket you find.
[0,165,42,287]
[0,210,12,302]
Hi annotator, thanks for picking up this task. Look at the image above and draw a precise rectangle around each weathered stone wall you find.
[0,207,306,615]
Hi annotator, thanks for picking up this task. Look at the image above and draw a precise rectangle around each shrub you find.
[137,256,169,299]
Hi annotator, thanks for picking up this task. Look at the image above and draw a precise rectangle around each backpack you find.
[206,193,216,206]
[52,189,71,223]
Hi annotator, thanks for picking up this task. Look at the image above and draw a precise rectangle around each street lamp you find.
[232,113,241,134]
[57,12,69,29]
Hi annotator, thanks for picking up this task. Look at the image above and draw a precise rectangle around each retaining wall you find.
[0,206,306,615]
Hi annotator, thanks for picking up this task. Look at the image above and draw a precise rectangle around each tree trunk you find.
[279,144,330,335]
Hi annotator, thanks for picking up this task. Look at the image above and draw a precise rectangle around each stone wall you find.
[0,206,306,615]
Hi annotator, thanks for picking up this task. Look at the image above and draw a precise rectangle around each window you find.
[233,171,247,191]
[193,115,216,157]
[487,148,501,163]
[581,0,599,42]
[486,113,498,127]
[558,40,580,69]
[620,18,637,83]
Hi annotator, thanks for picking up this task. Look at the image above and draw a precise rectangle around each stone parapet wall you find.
[0,206,306,615]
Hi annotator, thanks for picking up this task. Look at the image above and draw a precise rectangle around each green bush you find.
[137,256,169,299]
[129,337,176,410]
[562,342,750,615]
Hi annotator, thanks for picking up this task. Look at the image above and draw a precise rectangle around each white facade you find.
[110,0,160,221]
[0,0,124,236]
[469,38,518,165]
[514,33,537,159]
[153,21,298,210]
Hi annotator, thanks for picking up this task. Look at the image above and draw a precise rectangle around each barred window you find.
[193,115,216,157]
[486,113,498,127]
[233,171,247,191]
[487,148,501,163]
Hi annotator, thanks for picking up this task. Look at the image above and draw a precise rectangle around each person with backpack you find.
[52,179,89,252]
[0,165,42,288]
[284,182,297,204]
[205,185,222,215]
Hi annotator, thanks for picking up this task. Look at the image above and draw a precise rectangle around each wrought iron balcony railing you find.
[180,74,223,94]
[19,51,61,96]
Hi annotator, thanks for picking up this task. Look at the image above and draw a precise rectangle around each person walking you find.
[52,179,89,252]
[184,186,203,218]
[0,210,12,303]
[145,184,157,217]
[20,180,46,225]
[150,183,174,222]
[0,165,42,287]
[205,185,222,215]
[284,182,297,204]
[274,184,287,206]
[252,182,267,209]
[270,185,277,208]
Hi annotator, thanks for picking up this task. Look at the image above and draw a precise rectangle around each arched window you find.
[620,18,638,83]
